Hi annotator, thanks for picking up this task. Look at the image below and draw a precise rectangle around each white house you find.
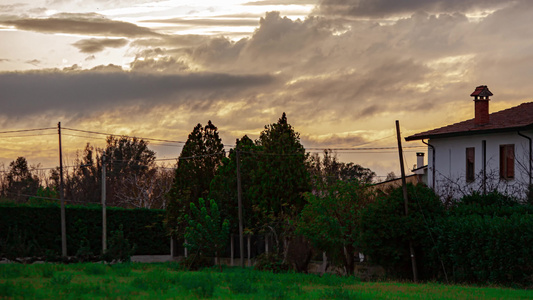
[406,86,533,200]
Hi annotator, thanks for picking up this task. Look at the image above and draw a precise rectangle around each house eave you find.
[405,124,533,142]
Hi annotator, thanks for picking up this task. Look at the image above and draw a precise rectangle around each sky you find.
[1,0,532,178]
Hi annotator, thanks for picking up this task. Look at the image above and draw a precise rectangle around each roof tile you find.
[406,102,533,141]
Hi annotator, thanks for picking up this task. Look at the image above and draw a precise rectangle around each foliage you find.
[63,137,166,209]
[28,186,58,205]
[184,198,229,266]
[254,252,290,273]
[3,157,39,202]
[102,224,136,263]
[209,135,260,234]
[167,121,224,239]
[298,180,374,275]
[431,192,533,286]
[434,212,533,286]
[0,203,169,258]
[308,150,375,189]
[254,113,311,234]
[358,184,445,280]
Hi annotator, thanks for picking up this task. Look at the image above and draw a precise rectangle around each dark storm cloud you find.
[0,69,278,117]
[72,38,129,54]
[1,13,162,37]
[317,0,507,17]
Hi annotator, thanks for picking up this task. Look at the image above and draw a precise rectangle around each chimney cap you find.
[470,85,493,98]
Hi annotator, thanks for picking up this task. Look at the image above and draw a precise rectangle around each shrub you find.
[359,184,445,280]
[254,252,289,273]
[102,225,136,263]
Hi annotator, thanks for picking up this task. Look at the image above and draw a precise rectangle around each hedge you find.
[0,203,169,257]
[434,212,533,286]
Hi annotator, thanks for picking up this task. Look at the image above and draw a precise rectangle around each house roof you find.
[405,102,533,141]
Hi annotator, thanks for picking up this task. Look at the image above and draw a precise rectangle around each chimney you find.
[470,85,493,125]
[416,152,424,169]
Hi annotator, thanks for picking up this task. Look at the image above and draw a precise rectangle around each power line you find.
[62,127,186,144]
[0,133,57,138]
[0,127,56,135]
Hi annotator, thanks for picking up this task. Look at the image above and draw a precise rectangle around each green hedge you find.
[435,213,533,286]
[0,203,169,257]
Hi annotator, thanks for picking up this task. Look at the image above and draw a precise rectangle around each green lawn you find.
[0,262,531,299]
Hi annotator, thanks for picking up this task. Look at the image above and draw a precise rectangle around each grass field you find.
[0,262,531,299]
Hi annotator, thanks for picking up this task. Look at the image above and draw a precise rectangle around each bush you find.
[358,184,445,280]
[253,252,289,273]
[102,225,136,263]
[0,203,169,258]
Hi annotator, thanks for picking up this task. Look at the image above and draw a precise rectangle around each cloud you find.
[72,38,129,53]
[141,17,259,27]
[316,0,509,17]
[0,58,10,62]
[1,13,163,37]
[0,69,278,118]
[25,59,40,66]
[244,0,318,6]
[85,55,96,61]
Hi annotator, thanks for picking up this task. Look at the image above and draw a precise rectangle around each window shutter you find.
[506,145,514,179]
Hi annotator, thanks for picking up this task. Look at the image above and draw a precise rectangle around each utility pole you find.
[396,120,418,283]
[101,151,107,252]
[58,122,67,257]
[236,148,244,267]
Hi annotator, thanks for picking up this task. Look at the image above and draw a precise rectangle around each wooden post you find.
[396,120,418,283]
[101,151,107,253]
[58,122,67,257]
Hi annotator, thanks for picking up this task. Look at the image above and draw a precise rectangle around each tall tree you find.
[167,121,224,239]
[209,135,260,234]
[254,113,311,242]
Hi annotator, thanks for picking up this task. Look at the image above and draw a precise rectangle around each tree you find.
[184,198,230,268]
[209,135,260,234]
[167,121,224,239]
[64,136,158,206]
[308,150,376,193]
[254,113,311,253]
[5,157,39,202]
[298,180,374,275]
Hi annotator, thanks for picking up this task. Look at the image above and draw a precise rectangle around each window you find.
[499,144,515,180]
[466,147,475,182]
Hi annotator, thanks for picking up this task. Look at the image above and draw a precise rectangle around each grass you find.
[0,262,531,299]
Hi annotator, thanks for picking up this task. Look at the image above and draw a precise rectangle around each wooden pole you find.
[236,149,244,267]
[396,120,418,283]
[58,122,67,257]
[101,151,107,252]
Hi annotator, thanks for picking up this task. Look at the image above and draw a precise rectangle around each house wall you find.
[427,129,533,200]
